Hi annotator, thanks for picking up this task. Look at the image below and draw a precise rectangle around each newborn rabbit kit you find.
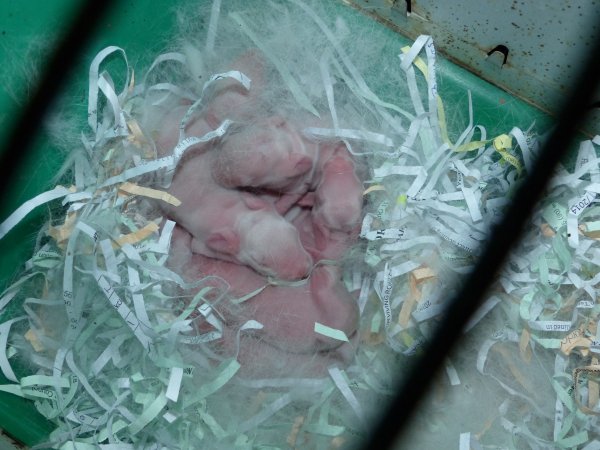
[2,0,600,449]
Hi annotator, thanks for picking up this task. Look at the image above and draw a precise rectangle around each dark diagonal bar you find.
[361,17,600,450]
[0,1,117,205]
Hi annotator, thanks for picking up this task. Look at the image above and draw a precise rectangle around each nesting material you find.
[0,1,599,449]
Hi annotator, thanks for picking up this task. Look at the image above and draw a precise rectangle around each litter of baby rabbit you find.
[1,1,600,449]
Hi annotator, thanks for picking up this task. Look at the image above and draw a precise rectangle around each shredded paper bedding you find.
[0,1,599,449]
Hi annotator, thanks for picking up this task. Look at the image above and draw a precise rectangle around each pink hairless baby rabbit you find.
[160,148,314,281]
[169,225,359,376]
[153,50,365,375]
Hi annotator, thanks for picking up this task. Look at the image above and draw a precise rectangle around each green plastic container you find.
[0,1,553,447]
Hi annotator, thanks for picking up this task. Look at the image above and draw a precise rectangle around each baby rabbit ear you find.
[205,229,241,255]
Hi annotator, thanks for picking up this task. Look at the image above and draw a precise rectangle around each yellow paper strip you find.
[493,134,523,175]
[363,185,386,195]
[286,416,305,447]
[126,119,151,153]
[412,267,436,283]
[401,46,428,77]
[519,328,532,362]
[401,46,453,147]
[119,182,181,206]
[115,222,159,247]
[48,212,78,245]
[398,275,420,328]
[573,365,600,415]
[560,325,590,356]
[590,358,600,411]
[493,134,512,150]
[496,148,523,175]
[24,329,44,352]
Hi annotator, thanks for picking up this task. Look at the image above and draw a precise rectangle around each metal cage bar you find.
[0,1,116,200]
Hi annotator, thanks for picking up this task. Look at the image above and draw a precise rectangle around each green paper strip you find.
[129,391,167,435]
[314,322,349,342]
[184,359,240,407]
